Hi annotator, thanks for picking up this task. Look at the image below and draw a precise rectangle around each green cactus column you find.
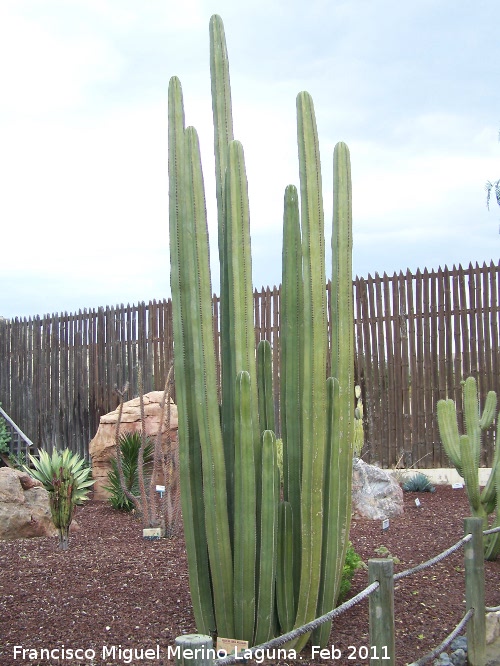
[168,77,234,637]
[254,429,280,645]
[293,90,328,650]
[210,16,236,525]
[233,371,256,642]
[437,376,500,560]
[314,141,354,646]
[280,184,303,602]
[168,76,216,636]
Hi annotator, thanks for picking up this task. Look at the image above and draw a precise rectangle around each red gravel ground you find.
[1,486,499,666]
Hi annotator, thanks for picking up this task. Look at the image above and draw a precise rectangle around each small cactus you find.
[353,385,364,457]
[437,376,500,560]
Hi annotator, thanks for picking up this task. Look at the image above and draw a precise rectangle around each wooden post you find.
[174,634,214,666]
[464,517,486,666]
[369,558,395,665]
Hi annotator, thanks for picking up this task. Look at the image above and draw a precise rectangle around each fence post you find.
[368,558,395,665]
[464,517,486,666]
[174,634,215,666]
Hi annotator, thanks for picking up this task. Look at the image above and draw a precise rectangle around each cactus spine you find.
[437,376,500,560]
[168,14,354,647]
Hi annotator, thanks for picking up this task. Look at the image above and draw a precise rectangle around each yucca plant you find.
[112,362,180,535]
[24,449,94,550]
[104,432,154,512]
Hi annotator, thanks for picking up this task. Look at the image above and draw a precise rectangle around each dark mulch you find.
[1,486,499,666]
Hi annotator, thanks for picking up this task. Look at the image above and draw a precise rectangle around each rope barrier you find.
[394,534,471,581]
[407,608,474,666]
[214,582,380,665]
[483,525,500,536]
[208,521,498,666]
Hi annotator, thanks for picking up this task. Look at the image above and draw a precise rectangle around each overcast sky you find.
[1,0,498,320]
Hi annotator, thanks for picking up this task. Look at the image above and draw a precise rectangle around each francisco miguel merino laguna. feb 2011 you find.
[12,642,391,663]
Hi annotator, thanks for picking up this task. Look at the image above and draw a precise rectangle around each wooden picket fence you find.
[0,260,498,463]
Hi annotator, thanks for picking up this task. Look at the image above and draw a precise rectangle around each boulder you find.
[0,468,61,539]
[486,610,500,644]
[89,391,179,501]
[352,458,404,520]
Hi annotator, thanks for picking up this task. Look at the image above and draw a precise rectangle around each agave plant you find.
[24,449,94,550]
[401,472,435,493]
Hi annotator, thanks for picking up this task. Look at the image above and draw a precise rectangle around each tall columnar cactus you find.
[168,14,354,648]
[437,376,500,560]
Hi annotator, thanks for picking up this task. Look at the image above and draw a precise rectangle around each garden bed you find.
[1,486,499,665]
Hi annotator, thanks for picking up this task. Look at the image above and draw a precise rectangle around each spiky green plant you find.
[104,432,154,512]
[24,449,94,550]
[402,472,435,493]
[437,376,500,560]
[169,14,354,648]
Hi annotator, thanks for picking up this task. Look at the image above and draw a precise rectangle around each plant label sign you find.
[415,498,421,507]
[382,519,390,530]
[216,637,249,657]
[143,527,165,540]
[452,482,464,489]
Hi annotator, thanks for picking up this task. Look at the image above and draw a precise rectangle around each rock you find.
[18,473,41,491]
[450,637,467,652]
[89,391,179,501]
[352,458,404,520]
[0,468,68,539]
[486,611,500,644]
[450,648,466,666]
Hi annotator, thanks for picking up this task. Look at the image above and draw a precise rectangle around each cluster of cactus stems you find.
[114,363,180,535]
[437,376,500,560]
[49,469,75,551]
[168,15,354,648]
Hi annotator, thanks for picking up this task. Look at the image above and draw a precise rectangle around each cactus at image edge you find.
[437,376,500,560]
[168,14,354,647]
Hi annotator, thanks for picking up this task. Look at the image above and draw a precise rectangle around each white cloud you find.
[0,6,124,115]
[0,101,169,278]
